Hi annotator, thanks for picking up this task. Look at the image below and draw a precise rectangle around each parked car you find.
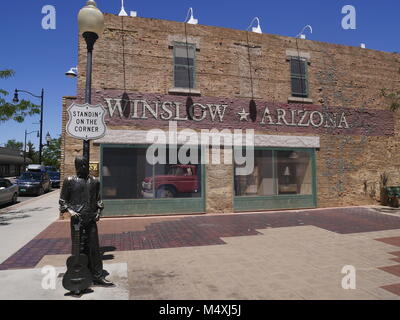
[141,164,199,198]
[48,171,60,188]
[45,166,57,172]
[0,178,19,205]
[17,171,51,196]
[26,164,46,172]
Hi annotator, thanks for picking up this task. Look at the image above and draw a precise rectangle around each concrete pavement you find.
[0,190,59,263]
[1,201,400,300]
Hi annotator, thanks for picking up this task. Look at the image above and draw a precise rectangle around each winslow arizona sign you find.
[66,103,107,140]
[74,91,395,137]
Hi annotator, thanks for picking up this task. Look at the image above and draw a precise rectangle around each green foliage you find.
[5,139,23,150]
[0,69,41,123]
[42,136,61,169]
[26,141,39,164]
[380,88,400,112]
[0,69,15,79]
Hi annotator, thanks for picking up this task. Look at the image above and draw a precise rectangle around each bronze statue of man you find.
[59,156,113,287]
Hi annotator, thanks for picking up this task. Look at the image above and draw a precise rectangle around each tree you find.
[0,69,41,123]
[5,139,23,150]
[26,141,39,164]
[42,136,61,169]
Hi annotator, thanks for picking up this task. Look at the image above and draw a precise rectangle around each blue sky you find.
[1,0,399,149]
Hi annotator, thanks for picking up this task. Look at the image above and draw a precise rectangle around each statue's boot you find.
[93,277,115,287]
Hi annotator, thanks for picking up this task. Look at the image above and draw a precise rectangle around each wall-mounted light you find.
[297,25,313,39]
[185,7,198,25]
[119,0,128,16]
[247,17,262,34]
[65,67,78,78]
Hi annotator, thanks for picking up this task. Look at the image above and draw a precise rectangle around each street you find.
[0,189,57,210]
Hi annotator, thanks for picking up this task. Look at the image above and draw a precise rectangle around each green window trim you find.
[290,56,309,98]
[172,41,197,89]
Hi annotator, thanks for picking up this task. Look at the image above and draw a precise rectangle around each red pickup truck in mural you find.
[141,164,199,198]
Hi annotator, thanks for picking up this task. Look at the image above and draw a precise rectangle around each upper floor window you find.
[173,42,196,89]
[290,57,309,98]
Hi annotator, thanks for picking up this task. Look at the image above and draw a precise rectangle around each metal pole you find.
[39,89,44,164]
[24,130,27,171]
[82,32,98,167]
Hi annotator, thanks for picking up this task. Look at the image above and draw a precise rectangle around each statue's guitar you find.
[62,205,92,294]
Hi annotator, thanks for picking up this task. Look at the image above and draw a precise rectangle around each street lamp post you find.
[46,132,52,146]
[78,0,104,166]
[13,89,45,164]
[24,129,39,170]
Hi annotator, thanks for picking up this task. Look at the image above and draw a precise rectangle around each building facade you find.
[0,147,31,178]
[61,13,400,216]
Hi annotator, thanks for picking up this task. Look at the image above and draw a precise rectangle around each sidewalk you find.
[0,190,59,264]
[1,201,400,299]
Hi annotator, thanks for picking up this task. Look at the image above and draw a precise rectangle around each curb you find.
[0,190,59,214]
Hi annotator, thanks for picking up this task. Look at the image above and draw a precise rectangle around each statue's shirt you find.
[60,175,102,220]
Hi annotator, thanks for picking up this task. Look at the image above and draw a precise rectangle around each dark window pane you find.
[277,151,312,195]
[234,150,275,196]
[173,43,196,88]
[290,58,306,75]
[174,57,195,66]
[174,65,194,88]
[291,77,307,97]
[175,45,195,59]
[102,146,202,200]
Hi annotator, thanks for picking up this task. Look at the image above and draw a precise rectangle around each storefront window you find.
[276,150,312,195]
[102,146,202,200]
[234,149,313,197]
[235,150,274,196]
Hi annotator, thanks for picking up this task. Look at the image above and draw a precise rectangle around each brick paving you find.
[2,206,400,272]
[381,283,400,296]
[374,236,400,296]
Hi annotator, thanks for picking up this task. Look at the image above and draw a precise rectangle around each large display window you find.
[100,145,204,216]
[234,148,316,211]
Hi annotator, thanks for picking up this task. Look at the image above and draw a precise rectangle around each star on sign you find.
[238,108,250,121]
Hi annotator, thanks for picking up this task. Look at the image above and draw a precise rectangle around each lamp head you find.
[65,67,78,78]
[187,8,198,25]
[78,0,105,37]
[13,90,19,103]
[249,17,262,34]
[119,0,128,16]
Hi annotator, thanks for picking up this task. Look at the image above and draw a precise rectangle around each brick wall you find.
[61,13,400,211]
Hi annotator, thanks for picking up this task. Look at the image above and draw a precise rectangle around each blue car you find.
[17,172,51,196]
[48,171,60,188]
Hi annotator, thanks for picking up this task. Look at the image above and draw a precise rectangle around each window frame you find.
[290,56,309,98]
[99,144,206,216]
[172,41,197,90]
[233,147,317,211]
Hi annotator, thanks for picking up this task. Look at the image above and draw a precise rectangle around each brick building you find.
[61,13,400,216]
